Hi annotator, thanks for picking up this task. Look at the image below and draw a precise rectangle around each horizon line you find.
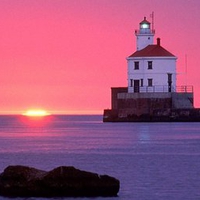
[0,110,104,115]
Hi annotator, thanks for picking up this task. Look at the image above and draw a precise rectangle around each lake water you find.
[0,115,200,200]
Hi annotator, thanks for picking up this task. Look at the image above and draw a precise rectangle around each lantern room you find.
[139,17,151,33]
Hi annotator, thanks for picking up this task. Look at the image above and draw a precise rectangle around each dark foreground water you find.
[0,115,200,200]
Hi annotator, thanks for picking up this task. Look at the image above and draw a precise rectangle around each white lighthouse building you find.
[103,16,195,122]
[127,17,177,93]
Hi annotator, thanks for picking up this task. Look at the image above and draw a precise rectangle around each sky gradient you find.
[0,0,199,114]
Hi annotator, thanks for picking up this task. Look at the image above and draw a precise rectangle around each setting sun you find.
[22,109,50,117]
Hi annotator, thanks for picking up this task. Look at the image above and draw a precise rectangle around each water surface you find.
[0,115,200,200]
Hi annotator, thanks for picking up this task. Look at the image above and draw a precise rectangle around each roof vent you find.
[157,38,161,46]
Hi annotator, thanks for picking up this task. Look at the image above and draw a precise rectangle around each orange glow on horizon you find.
[22,109,50,117]
[20,110,53,128]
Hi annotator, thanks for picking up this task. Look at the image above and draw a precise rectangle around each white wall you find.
[127,57,177,93]
[136,34,154,51]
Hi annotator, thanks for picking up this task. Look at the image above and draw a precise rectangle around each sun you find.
[22,109,50,117]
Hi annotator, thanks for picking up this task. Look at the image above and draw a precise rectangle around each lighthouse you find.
[128,17,177,94]
[103,16,196,122]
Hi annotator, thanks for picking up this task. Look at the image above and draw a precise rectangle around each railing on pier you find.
[130,85,193,93]
[176,86,193,93]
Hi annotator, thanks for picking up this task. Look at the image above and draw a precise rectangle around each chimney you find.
[157,38,161,46]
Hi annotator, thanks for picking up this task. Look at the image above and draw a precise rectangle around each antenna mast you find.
[185,54,188,86]
[150,11,154,31]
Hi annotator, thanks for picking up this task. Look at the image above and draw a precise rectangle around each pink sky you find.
[0,0,199,114]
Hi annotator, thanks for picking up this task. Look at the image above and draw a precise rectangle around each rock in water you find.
[0,165,120,197]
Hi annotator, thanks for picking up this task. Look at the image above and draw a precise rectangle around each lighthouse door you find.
[134,80,140,93]
[167,73,172,92]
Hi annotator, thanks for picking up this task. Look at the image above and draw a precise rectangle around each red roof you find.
[129,44,176,58]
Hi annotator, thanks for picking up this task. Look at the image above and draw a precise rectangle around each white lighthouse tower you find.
[135,17,155,51]
[127,17,177,93]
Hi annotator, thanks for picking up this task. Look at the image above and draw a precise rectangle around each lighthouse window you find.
[148,79,153,87]
[141,23,149,29]
[148,61,153,69]
[134,61,139,70]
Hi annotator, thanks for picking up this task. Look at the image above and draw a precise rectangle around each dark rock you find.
[0,165,120,197]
